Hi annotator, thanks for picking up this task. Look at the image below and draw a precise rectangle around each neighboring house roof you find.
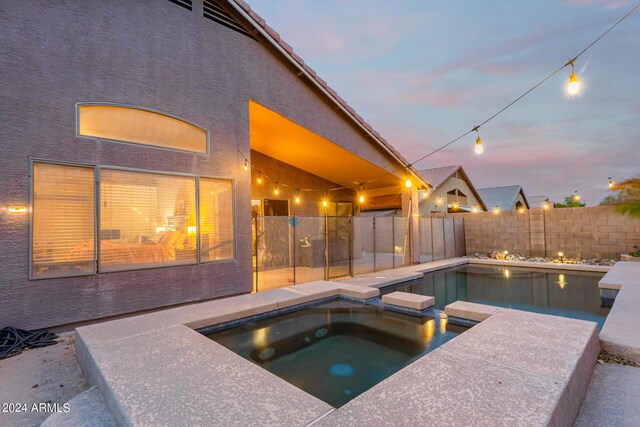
[476,185,530,211]
[226,0,428,188]
[419,165,488,211]
[528,195,549,208]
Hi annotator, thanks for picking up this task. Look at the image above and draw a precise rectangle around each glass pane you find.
[374,216,394,271]
[200,178,234,262]
[32,163,95,278]
[255,216,293,291]
[352,216,374,275]
[293,216,326,284]
[78,105,207,153]
[99,169,197,272]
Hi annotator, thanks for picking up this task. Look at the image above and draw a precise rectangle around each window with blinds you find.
[199,178,235,261]
[32,163,96,279]
[99,169,197,272]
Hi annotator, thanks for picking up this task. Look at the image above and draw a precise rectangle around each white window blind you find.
[199,178,234,261]
[32,163,96,278]
[99,169,197,272]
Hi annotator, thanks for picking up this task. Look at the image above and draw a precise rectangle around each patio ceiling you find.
[249,101,404,190]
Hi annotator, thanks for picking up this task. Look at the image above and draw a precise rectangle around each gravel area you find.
[466,252,617,266]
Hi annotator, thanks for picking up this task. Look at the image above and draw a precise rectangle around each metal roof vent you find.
[203,0,255,39]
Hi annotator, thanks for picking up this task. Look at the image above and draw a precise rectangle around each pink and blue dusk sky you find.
[249,0,639,206]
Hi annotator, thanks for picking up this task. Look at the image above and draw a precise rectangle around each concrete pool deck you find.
[67,258,623,426]
[597,261,640,363]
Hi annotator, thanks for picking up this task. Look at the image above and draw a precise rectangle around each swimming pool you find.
[206,299,465,407]
[384,264,609,328]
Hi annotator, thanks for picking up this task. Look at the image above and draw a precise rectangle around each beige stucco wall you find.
[463,205,640,259]
[419,176,483,215]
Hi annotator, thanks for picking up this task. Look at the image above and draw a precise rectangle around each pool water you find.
[385,265,609,328]
[206,299,465,407]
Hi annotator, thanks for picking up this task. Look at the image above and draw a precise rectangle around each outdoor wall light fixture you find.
[5,205,29,215]
[518,207,525,214]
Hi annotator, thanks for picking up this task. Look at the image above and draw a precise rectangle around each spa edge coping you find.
[75,258,611,426]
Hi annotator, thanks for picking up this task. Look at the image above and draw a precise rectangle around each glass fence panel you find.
[327,216,351,278]
[393,217,408,267]
[293,216,326,284]
[352,216,374,275]
[419,217,434,262]
[255,216,293,291]
[374,216,394,271]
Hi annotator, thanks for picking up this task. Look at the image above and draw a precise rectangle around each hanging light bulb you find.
[573,191,580,202]
[518,207,525,214]
[359,194,365,204]
[274,182,279,196]
[244,159,248,171]
[405,178,412,188]
[452,202,459,210]
[322,199,328,207]
[294,188,301,204]
[543,199,550,210]
[472,205,479,213]
[257,172,262,185]
[473,127,484,155]
[567,61,580,95]
[608,178,615,189]
[493,206,501,214]
[295,196,301,204]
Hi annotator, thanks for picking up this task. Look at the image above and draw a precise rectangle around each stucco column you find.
[401,186,420,265]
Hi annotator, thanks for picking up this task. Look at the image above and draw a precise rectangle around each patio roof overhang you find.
[249,101,419,191]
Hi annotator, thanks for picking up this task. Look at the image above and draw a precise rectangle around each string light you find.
[452,201,459,210]
[472,205,479,213]
[566,60,580,95]
[473,127,484,155]
[359,194,365,204]
[543,199,551,210]
[518,207,525,213]
[608,178,615,189]
[244,159,248,171]
[274,182,279,196]
[405,178,412,188]
[295,189,301,204]
[493,206,501,214]
[257,172,262,185]
[573,191,580,202]
[322,199,328,207]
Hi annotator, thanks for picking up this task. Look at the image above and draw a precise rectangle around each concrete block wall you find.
[460,205,640,259]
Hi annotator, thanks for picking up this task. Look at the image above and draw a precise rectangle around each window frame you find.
[29,159,236,280]
[75,103,211,155]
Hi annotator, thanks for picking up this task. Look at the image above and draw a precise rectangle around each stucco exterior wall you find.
[250,150,356,217]
[419,176,483,214]
[0,0,400,328]
[462,205,640,259]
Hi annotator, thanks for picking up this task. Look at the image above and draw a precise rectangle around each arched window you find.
[77,104,208,153]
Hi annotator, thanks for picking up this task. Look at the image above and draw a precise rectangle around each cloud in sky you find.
[248,0,640,205]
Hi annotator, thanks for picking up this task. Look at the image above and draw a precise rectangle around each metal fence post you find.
[292,214,296,285]
[324,215,328,280]
[372,216,376,272]
[254,216,259,293]
[392,216,395,269]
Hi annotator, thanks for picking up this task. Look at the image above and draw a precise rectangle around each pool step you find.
[382,291,434,316]
[444,300,502,323]
[318,309,599,426]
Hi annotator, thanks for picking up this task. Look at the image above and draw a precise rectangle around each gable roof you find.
[476,185,529,211]
[419,165,487,211]
[226,0,427,188]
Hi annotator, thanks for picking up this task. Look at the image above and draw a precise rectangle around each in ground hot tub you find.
[204,299,464,407]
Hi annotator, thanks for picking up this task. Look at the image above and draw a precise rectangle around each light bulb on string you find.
[244,159,248,171]
[322,199,328,207]
[257,172,262,185]
[473,127,483,155]
[405,177,412,188]
[608,178,615,189]
[573,191,580,202]
[543,199,550,210]
[274,182,279,196]
[567,61,580,95]
[359,194,365,204]
[295,188,301,204]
